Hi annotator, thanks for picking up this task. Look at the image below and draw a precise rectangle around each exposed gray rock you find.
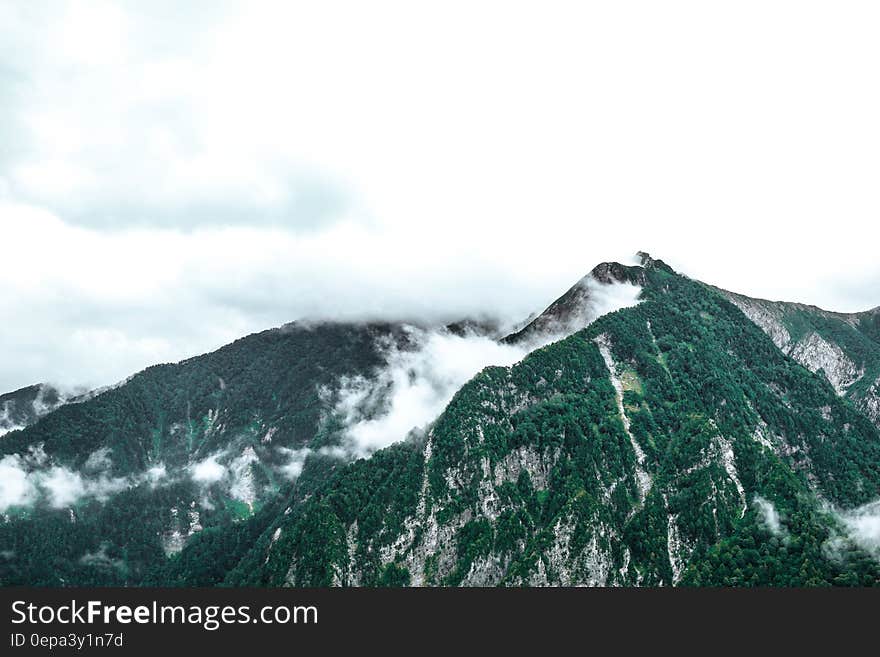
[788,332,863,395]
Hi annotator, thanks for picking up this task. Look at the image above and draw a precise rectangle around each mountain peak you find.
[585,253,673,286]
[636,250,653,266]
[504,259,648,345]
[635,251,675,273]
[589,261,647,286]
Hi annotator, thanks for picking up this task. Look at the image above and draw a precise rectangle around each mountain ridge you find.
[223,260,880,586]
[2,255,880,587]
[503,260,649,346]
[0,384,71,437]
[718,286,880,426]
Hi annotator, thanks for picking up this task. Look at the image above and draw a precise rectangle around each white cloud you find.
[330,276,644,457]
[837,500,880,559]
[0,455,38,511]
[84,447,113,472]
[330,278,647,456]
[146,464,168,486]
[333,327,530,456]
[188,453,227,485]
[40,467,87,508]
[42,468,129,507]
[588,281,644,323]
[1,1,879,393]
[0,453,130,512]
[754,495,786,538]
[277,447,312,481]
[0,201,572,392]
[25,445,48,467]
[521,277,643,339]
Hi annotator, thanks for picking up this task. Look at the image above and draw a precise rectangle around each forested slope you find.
[3,258,879,587]
[195,262,880,586]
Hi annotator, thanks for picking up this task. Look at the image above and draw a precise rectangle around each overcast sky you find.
[1,1,879,393]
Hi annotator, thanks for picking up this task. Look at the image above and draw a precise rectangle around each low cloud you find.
[41,467,87,508]
[186,448,263,509]
[0,452,129,512]
[327,279,646,458]
[145,464,167,487]
[277,447,312,481]
[275,445,348,482]
[514,277,643,341]
[188,453,227,484]
[837,500,880,560]
[332,327,531,457]
[84,447,113,472]
[587,279,644,322]
[0,455,37,511]
[754,495,786,537]
[821,499,880,564]
[79,543,125,571]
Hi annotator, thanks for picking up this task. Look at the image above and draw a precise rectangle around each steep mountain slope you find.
[0,321,426,584]
[721,290,880,427]
[202,260,880,587]
[0,384,70,436]
[503,258,652,346]
[3,256,880,587]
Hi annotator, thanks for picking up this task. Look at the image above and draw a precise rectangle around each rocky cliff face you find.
[503,261,651,347]
[720,290,880,428]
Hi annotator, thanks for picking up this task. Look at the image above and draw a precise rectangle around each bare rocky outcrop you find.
[788,332,864,395]
[723,292,865,396]
[595,334,652,506]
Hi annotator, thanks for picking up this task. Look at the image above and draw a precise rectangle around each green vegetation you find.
[0,322,413,585]
[3,262,879,587]
[212,264,880,586]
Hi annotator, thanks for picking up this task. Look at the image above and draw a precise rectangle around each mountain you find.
[215,257,880,586]
[503,257,656,346]
[0,321,424,584]
[719,290,880,428]
[0,384,70,436]
[2,255,880,587]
